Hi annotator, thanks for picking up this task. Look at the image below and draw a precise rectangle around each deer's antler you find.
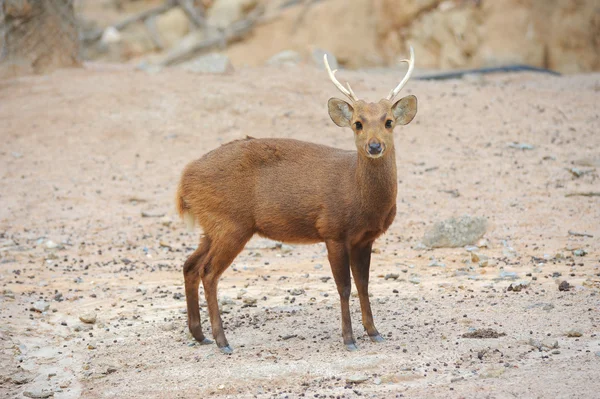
[386,46,415,101]
[324,55,359,103]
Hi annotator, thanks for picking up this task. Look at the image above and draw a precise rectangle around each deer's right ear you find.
[328,98,354,127]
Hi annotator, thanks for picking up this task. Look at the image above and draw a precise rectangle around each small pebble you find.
[566,329,583,338]
[79,311,97,324]
[31,301,50,313]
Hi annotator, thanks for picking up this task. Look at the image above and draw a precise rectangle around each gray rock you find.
[384,273,400,280]
[541,339,559,350]
[573,249,587,257]
[73,324,93,332]
[289,288,305,296]
[558,280,571,291]
[267,50,302,66]
[312,48,338,70]
[79,311,97,324]
[180,53,234,74]
[31,301,49,313]
[507,142,534,150]
[409,276,421,284]
[9,372,33,384]
[422,215,487,248]
[428,260,445,267]
[219,296,236,306]
[496,271,519,281]
[23,390,54,398]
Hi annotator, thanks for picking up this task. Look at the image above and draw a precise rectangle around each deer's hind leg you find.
[201,223,253,354]
[183,238,212,344]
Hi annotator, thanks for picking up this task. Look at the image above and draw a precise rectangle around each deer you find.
[176,48,417,354]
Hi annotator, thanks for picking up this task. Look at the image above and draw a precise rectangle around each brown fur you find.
[177,95,417,352]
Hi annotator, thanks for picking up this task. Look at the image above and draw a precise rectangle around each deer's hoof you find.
[345,343,359,352]
[219,345,233,355]
[370,334,385,343]
[198,338,213,345]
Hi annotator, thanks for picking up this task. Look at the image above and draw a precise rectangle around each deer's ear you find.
[392,95,417,125]
[328,98,354,127]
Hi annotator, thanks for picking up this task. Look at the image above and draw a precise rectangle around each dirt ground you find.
[1,64,599,398]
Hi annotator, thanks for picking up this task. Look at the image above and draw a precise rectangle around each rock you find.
[573,249,587,257]
[501,240,518,258]
[428,259,445,267]
[312,48,338,70]
[384,273,399,280]
[45,240,61,249]
[141,211,165,218]
[87,342,97,350]
[496,271,518,281]
[3,289,15,299]
[346,374,369,384]
[207,0,258,29]
[161,322,177,332]
[409,276,421,284]
[422,215,487,248]
[180,53,234,74]
[74,324,94,332]
[79,311,97,324]
[528,338,542,350]
[9,372,33,384]
[541,339,559,350]
[242,297,257,305]
[462,328,506,339]
[23,390,54,398]
[558,280,571,292]
[566,329,583,338]
[289,288,305,296]
[219,296,236,305]
[31,301,49,313]
[156,8,190,48]
[266,50,302,67]
[507,142,534,150]
[507,281,529,292]
[100,26,121,45]
[412,242,428,250]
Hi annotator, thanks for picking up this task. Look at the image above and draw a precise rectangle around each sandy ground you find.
[0,64,599,398]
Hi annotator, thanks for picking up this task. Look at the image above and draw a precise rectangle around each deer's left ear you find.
[392,95,417,125]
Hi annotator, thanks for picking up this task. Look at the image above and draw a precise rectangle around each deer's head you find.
[326,48,417,159]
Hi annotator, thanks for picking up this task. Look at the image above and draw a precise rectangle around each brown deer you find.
[176,48,417,354]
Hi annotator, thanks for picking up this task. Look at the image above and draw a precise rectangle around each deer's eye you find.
[385,119,393,129]
[355,121,363,131]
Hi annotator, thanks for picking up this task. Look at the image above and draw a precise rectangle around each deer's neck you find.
[355,148,398,210]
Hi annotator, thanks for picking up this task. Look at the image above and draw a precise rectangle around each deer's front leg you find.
[326,240,356,351]
[350,241,383,342]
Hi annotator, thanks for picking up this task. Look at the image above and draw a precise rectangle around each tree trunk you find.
[0,0,81,78]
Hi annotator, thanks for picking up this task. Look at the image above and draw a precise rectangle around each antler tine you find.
[386,46,415,101]
[324,54,359,102]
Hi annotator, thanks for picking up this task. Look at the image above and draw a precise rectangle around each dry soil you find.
[0,64,599,398]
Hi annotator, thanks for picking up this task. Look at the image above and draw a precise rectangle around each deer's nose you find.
[368,141,383,155]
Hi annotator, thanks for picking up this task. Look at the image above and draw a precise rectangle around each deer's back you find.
[179,137,356,242]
